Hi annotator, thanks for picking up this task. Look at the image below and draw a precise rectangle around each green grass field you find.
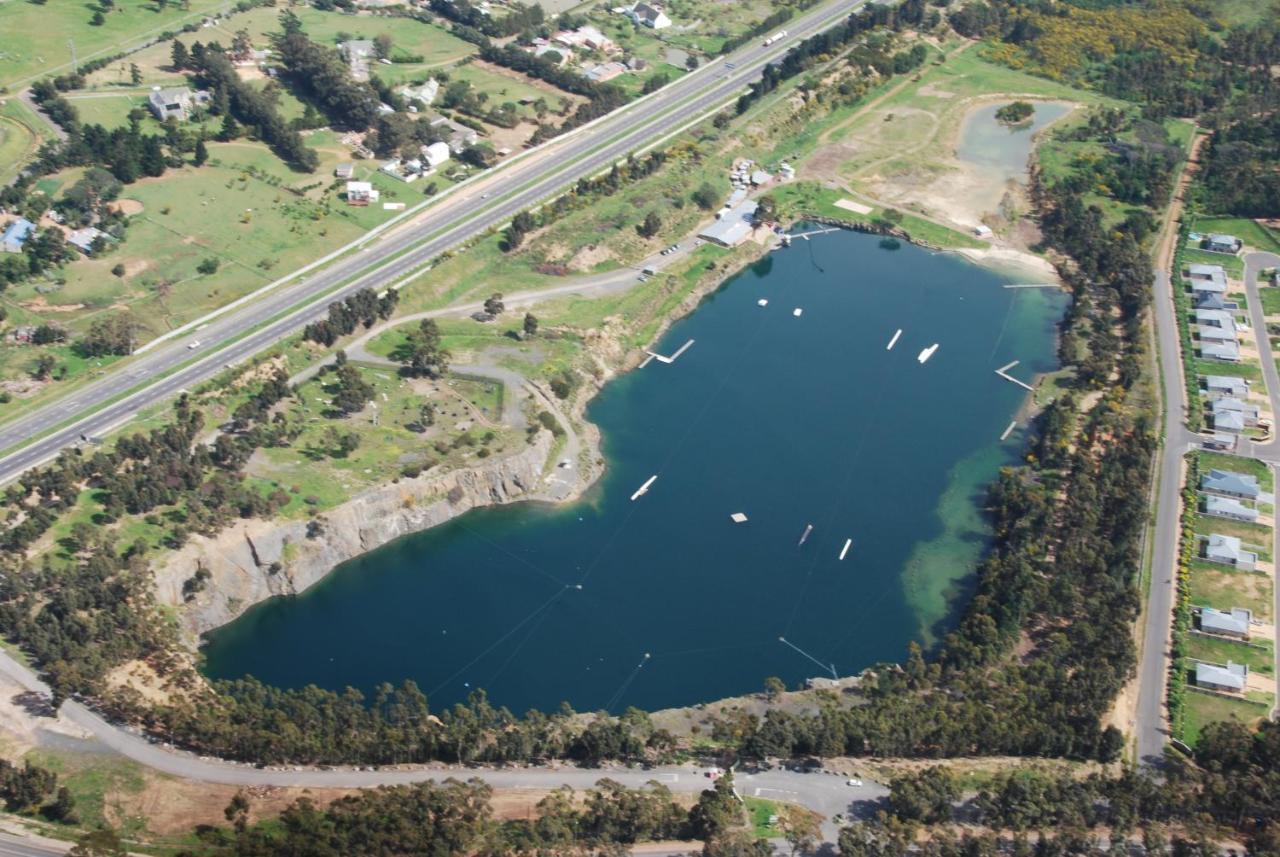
[1185,246,1244,279]
[1198,451,1274,491]
[0,0,229,89]
[1186,633,1274,675]
[1182,688,1271,747]
[1195,217,1280,255]
[0,98,43,186]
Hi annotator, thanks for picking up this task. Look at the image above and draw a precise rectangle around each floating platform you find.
[797,523,813,546]
[995,360,1035,391]
[793,308,803,317]
[730,512,748,523]
[886,329,902,351]
[630,474,657,501]
[643,339,695,365]
[1000,420,1017,441]
[917,343,939,364]
[758,298,769,307]
[839,538,852,560]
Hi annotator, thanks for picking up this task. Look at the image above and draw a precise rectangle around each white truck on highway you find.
[763,29,788,46]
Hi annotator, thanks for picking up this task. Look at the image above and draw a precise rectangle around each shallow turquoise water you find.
[956,101,1073,187]
[202,231,1067,714]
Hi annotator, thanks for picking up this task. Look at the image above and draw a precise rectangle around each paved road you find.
[0,0,864,486]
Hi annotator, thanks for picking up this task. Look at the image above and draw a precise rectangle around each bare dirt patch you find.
[111,199,145,216]
[104,660,174,706]
[567,243,617,272]
[117,779,353,836]
[18,296,85,313]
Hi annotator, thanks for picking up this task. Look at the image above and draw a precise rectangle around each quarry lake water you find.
[202,230,1068,714]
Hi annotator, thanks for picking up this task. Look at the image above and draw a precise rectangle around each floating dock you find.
[1002,283,1057,289]
[886,329,902,350]
[797,524,813,546]
[757,298,769,307]
[630,475,657,501]
[839,538,852,560]
[1000,420,1017,441]
[793,308,803,317]
[643,339,695,365]
[995,360,1035,391]
[917,343,939,364]
[730,512,748,523]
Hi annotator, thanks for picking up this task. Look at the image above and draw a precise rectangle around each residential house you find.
[1203,495,1259,523]
[1204,533,1258,571]
[1199,606,1253,639]
[1195,661,1248,692]
[627,2,672,28]
[699,199,759,248]
[345,181,380,205]
[399,79,440,107]
[66,226,105,255]
[147,86,208,121]
[553,26,615,52]
[379,159,424,183]
[531,40,572,65]
[1197,291,1228,310]
[1201,468,1261,500]
[1203,432,1238,452]
[1196,308,1236,329]
[421,141,451,169]
[1200,340,1241,363]
[1188,263,1227,283]
[1204,375,1248,398]
[334,162,356,179]
[1211,396,1259,427]
[1,218,35,253]
[1211,405,1247,434]
[750,169,772,186]
[427,115,479,153]
[583,61,628,82]
[1205,234,1242,254]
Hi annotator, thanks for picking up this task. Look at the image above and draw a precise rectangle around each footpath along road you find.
[0,0,867,487]
[0,647,884,854]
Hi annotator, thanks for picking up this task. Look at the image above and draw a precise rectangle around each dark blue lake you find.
[202,230,1067,714]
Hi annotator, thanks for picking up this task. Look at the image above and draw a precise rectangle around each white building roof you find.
[1195,660,1247,691]
[698,199,759,247]
[1200,606,1252,636]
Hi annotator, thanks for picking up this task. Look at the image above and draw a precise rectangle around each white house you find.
[345,181,380,205]
[1204,534,1257,571]
[1195,661,1247,692]
[421,141,451,169]
[626,2,672,28]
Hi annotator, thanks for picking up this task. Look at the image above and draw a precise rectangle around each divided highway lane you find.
[0,0,865,485]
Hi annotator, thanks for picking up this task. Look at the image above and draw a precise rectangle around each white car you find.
[846,779,863,787]
[187,340,201,349]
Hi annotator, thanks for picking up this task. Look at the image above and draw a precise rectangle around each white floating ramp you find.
[995,360,1035,391]
[730,512,749,523]
[793,308,803,317]
[917,343,939,364]
[643,339,695,365]
[839,538,852,560]
[797,523,813,546]
[886,329,902,351]
[630,475,657,501]
[757,298,769,307]
[1000,420,1017,441]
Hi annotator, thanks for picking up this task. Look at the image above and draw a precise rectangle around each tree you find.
[762,676,785,701]
[90,10,105,25]
[78,315,138,357]
[887,766,957,824]
[196,257,220,275]
[330,363,374,415]
[44,786,77,823]
[686,54,700,71]
[702,831,772,857]
[111,263,126,277]
[374,33,394,59]
[692,182,720,210]
[522,312,538,337]
[689,772,742,841]
[129,63,142,85]
[484,293,505,315]
[778,805,820,855]
[637,210,662,239]
[402,319,450,378]
[995,100,1035,124]
[69,828,126,857]
[193,138,209,166]
[755,195,777,223]
[171,40,189,70]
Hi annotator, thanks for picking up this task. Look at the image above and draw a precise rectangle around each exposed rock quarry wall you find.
[155,431,553,645]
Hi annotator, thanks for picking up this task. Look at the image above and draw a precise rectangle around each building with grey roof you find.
[1210,397,1258,433]
[1202,468,1261,499]
[698,199,759,247]
[1188,262,1227,282]
[1200,340,1241,362]
[1195,660,1248,692]
[1203,495,1259,523]
[1199,606,1253,638]
[1206,234,1242,254]
[1204,375,1248,398]
[1204,533,1257,571]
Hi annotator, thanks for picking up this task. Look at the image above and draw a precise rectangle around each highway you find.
[0,0,865,486]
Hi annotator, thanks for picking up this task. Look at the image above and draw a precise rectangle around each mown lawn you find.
[1182,688,1271,747]
[0,98,43,185]
[1194,515,1273,561]
[1185,246,1244,279]
[1198,450,1274,491]
[1186,633,1274,675]
[1196,217,1280,255]
[1188,562,1274,621]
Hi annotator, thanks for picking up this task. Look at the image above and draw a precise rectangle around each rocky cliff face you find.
[155,432,553,645]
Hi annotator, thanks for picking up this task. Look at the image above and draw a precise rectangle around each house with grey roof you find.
[1200,340,1241,363]
[1188,262,1227,283]
[1204,533,1257,571]
[1,218,34,253]
[147,87,208,121]
[1196,308,1236,329]
[427,115,479,153]
[1201,468,1261,499]
[1210,397,1259,433]
[1203,432,1238,452]
[1204,375,1248,398]
[1205,234,1242,254]
[1197,290,1227,310]
[66,226,105,255]
[1199,606,1253,639]
[1203,495,1259,523]
[1195,660,1248,692]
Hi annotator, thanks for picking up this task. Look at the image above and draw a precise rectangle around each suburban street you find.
[1134,127,1280,765]
[0,0,866,487]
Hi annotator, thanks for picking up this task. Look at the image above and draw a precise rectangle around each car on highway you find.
[847,778,863,787]
[187,340,201,349]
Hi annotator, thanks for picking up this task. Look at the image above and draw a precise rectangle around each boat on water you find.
[797,523,813,546]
